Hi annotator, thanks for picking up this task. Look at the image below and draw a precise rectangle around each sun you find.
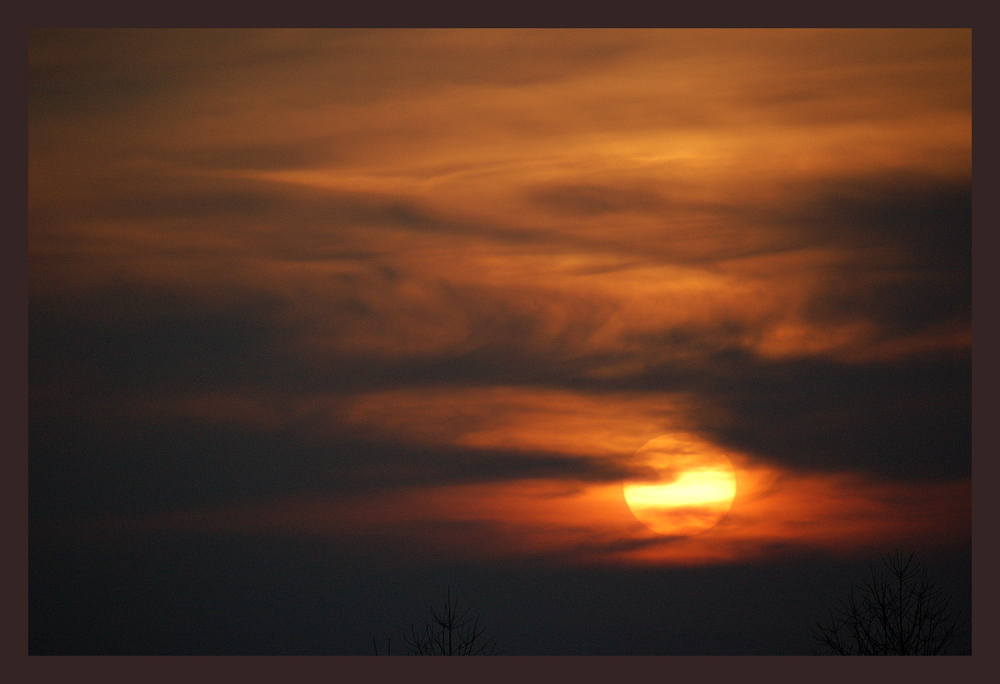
[623,434,737,536]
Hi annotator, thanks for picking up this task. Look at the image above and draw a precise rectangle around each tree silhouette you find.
[402,586,502,655]
[813,550,967,655]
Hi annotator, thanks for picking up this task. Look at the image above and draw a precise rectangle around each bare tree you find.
[813,550,967,655]
[403,586,502,655]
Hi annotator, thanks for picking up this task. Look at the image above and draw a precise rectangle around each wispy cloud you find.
[30,29,970,564]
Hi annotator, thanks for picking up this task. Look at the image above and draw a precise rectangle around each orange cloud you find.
[30,30,970,560]
[53,459,968,568]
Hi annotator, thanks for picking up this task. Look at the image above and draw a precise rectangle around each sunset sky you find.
[29,29,971,655]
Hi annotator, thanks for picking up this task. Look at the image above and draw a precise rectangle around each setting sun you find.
[623,435,738,536]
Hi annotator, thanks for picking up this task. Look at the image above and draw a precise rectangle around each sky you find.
[29,28,971,655]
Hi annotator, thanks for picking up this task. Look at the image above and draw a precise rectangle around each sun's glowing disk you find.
[624,469,736,507]
[623,435,737,537]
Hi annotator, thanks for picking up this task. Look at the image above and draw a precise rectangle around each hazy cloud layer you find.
[30,29,970,563]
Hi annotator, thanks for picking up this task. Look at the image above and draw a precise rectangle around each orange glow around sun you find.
[55,428,969,567]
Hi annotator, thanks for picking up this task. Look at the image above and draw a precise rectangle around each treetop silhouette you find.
[813,550,967,655]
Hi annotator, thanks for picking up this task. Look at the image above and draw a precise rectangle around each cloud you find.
[527,183,668,217]
[44,464,969,567]
[30,30,970,567]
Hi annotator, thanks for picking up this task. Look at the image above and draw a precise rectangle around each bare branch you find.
[403,586,503,655]
[814,550,967,655]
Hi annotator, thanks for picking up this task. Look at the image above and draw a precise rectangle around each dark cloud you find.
[28,29,327,119]
[697,354,970,481]
[29,69,171,119]
[806,269,969,339]
[29,406,626,523]
[795,172,971,269]
[789,173,971,335]
[29,283,294,392]
[29,263,969,529]
[28,275,568,397]
[30,168,970,491]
